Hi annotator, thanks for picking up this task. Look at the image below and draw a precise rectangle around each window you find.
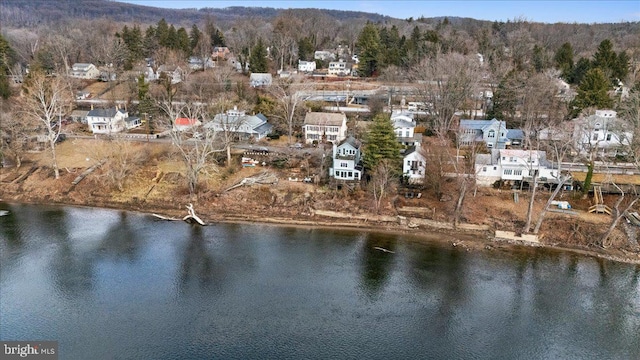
[488,130,496,138]
[482,167,487,172]
[340,162,348,168]
[592,134,598,140]
[348,172,352,178]
[504,169,513,175]
[606,133,612,141]
[514,169,523,176]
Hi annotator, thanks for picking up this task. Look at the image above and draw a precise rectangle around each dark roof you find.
[87,108,124,117]
[506,129,524,140]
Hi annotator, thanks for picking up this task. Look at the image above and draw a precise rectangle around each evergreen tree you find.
[407,26,424,65]
[613,51,629,82]
[120,24,143,69]
[143,26,158,58]
[356,23,382,77]
[0,33,15,99]
[554,42,574,79]
[156,19,170,48]
[166,25,178,49]
[189,24,201,52]
[592,39,617,73]
[176,27,191,55]
[569,57,591,85]
[572,68,613,114]
[532,44,546,73]
[297,37,314,61]
[363,113,403,172]
[137,74,155,119]
[249,38,268,73]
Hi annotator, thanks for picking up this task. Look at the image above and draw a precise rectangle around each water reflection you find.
[48,209,95,297]
[0,204,23,254]
[359,233,397,298]
[97,212,141,262]
[178,225,220,294]
[1,204,639,360]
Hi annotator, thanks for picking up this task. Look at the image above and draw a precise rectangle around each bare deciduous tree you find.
[369,159,398,214]
[0,106,36,168]
[19,71,73,179]
[268,74,311,143]
[411,52,481,138]
[96,139,150,192]
[157,100,225,195]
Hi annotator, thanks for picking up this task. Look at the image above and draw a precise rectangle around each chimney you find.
[91,104,94,110]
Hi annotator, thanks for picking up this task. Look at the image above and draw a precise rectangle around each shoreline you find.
[3,198,640,265]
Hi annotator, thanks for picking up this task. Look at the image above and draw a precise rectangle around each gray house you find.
[205,108,273,140]
[459,118,518,149]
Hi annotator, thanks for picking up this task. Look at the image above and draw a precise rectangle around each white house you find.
[249,73,272,88]
[205,108,273,140]
[86,107,140,134]
[571,110,631,156]
[302,112,348,144]
[188,56,214,71]
[330,136,363,181]
[475,149,559,187]
[403,144,426,184]
[70,63,100,79]
[298,60,316,73]
[156,65,185,84]
[314,51,336,61]
[328,60,351,76]
[391,111,418,146]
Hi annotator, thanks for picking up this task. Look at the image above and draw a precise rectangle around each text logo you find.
[1,342,57,360]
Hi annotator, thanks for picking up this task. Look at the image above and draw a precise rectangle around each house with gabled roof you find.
[475,149,560,187]
[205,108,273,140]
[330,136,363,181]
[298,60,316,73]
[86,107,140,134]
[70,63,100,79]
[403,144,426,184]
[302,112,348,144]
[459,118,514,149]
[391,110,420,146]
[249,73,272,88]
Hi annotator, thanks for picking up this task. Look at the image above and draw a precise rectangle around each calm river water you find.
[1,203,639,359]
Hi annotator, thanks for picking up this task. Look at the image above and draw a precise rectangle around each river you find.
[1,203,639,359]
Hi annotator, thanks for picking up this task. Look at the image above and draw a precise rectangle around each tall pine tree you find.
[363,113,403,172]
[356,23,381,77]
[572,68,613,114]
[249,38,268,73]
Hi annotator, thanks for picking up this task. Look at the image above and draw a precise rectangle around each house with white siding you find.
[391,111,419,146]
[86,107,141,134]
[475,149,559,187]
[302,112,348,144]
[298,60,316,73]
[403,144,426,184]
[330,136,363,181]
[70,63,100,79]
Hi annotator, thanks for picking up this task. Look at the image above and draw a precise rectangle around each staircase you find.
[588,186,612,215]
